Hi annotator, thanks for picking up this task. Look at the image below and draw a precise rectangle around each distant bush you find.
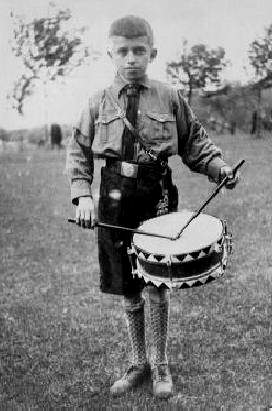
[0,124,72,145]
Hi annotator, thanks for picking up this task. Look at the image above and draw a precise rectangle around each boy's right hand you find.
[76,196,96,229]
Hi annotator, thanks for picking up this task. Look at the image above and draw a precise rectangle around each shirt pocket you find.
[95,111,123,144]
[144,112,177,142]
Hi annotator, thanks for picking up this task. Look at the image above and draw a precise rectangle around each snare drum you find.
[131,210,231,289]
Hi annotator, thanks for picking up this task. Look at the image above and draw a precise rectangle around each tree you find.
[166,40,227,105]
[200,83,257,133]
[9,3,97,118]
[248,24,272,136]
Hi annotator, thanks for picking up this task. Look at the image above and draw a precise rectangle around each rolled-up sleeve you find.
[176,91,227,181]
[66,98,95,205]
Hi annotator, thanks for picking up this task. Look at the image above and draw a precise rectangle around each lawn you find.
[0,133,271,408]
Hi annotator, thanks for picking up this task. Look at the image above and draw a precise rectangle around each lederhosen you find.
[98,85,178,296]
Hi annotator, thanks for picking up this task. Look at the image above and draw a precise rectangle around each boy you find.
[66,15,238,399]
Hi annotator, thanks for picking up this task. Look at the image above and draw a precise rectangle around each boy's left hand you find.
[220,165,240,189]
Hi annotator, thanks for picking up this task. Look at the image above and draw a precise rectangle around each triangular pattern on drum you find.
[183,254,194,262]
[143,251,150,260]
[143,276,164,288]
[198,251,208,259]
[176,254,186,262]
[148,254,160,263]
[195,281,204,287]
[180,283,190,289]
[138,252,145,260]
[190,250,201,259]
[181,274,213,288]
[184,279,198,287]
[160,256,171,264]
[202,246,211,255]
[153,254,164,262]
[171,256,182,264]
[152,279,165,287]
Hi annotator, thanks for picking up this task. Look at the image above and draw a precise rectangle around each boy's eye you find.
[133,47,147,55]
[117,48,128,56]
[116,47,147,57]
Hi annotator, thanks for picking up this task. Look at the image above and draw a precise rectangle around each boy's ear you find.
[150,48,157,62]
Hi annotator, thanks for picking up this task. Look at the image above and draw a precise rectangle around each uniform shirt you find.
[66,74,227,204]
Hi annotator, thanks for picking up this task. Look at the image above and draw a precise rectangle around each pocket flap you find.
[146,112,175,122]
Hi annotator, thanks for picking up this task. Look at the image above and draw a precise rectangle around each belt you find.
[105,159,160,179]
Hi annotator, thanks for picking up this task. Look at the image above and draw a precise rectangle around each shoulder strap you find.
[106,88,159,161]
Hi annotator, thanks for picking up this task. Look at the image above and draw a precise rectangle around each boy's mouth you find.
[125,67,141,71]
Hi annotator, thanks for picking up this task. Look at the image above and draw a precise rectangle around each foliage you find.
[9,4,92,114]
[166,40,228,104]
[198,83,258,132]
[248,24,272,86]
[248,24,272,136]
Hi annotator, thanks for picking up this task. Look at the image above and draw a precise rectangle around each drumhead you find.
[133,210,223,255]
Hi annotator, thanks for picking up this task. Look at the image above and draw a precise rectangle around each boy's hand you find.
[76,196,96,229]
[220,165,240,189]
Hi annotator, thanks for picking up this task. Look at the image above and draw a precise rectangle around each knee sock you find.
[123,294,147,366]
[147,286,170,366]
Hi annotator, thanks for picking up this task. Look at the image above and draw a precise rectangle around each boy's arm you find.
[175,90,237,187]
[66,98,96,227]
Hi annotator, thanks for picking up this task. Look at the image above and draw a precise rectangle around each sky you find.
[1,0,272,130]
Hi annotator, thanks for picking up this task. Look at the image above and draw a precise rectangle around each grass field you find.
[0,134,272,408]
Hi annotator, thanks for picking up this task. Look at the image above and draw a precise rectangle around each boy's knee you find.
[147,285,169,304]
[123,293,144,311]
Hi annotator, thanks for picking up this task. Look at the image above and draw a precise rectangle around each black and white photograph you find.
[0,0,271,407]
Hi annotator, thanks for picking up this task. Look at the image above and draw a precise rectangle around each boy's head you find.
[109,15,154,46]
[107,15,157,82]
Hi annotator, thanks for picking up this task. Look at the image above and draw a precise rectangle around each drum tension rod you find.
[166,256,173,282]
[174,159,245,240]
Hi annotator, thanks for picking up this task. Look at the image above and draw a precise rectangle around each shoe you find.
[152,363,173,399]
[110,363,151,395]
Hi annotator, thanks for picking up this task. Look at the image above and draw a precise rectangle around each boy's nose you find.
[127,50,135,64]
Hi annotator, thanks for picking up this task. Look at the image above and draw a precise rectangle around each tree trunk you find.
[256,85,262,138]
[187,78,193,106]
[251,111,257,134]
[43,80,49,144]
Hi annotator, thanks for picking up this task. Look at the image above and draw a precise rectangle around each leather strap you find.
[106,88,159,161]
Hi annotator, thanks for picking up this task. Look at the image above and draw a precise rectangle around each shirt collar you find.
[113,74,150,97]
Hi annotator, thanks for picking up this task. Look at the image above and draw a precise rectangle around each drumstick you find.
[174,159,245,240]
[67,219,175,240]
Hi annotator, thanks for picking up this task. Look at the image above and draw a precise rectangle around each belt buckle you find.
[121,162,138,178]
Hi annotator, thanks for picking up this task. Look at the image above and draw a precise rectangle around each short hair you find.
[109,15,154,46]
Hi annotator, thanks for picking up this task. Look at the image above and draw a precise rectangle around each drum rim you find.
[132,229,224,258]
[136,262,224,288]
[132,212,225,256]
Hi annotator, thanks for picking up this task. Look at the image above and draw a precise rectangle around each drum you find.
[131,210,232,289]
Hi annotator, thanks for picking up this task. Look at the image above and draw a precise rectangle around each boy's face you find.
[108,35,156,82]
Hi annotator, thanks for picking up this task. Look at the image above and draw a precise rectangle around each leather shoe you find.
[110,363,151,395]
[152,363,173,399]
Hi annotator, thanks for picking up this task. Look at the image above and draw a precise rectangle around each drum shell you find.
[131,211,230,288]
[136,248,223,279]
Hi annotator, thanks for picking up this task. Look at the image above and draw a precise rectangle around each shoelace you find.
[123,364,147,379]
